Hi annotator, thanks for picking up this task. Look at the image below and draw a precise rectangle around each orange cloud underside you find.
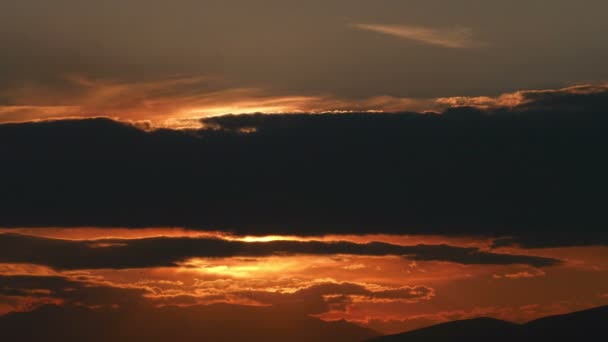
[0,75,436,128]
[2,75,605,130]
[0,227,492,247]
[1,228,607,334]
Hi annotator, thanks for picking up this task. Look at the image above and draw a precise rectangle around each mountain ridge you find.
[368,305,608,342]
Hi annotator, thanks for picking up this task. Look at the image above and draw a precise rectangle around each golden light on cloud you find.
[1,229,607,335]
[0,231,607,335]
[182,257,304,278]
[3,79,606,130]
[0,74,438,128]
[0,228,496,250]
[435,84,608,109]
[2,0,608,339]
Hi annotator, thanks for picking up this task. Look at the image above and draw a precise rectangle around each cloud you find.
[0,234,560,269]
[237,282,435,315]
[352,24,482,48]
[492,269,546,279]
[436,84,608,111]
[1,84,607,247]
[491,234,608,249]
[0,275,148,311]
[0,75,436,128]
[0,273,429,325]
[0,272,429,324]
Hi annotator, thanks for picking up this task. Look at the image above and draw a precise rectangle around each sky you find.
[1,1,608,341]
[2,0,608,126]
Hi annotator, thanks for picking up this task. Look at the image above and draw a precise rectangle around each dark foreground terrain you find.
[369,305,608,341]
[1,304,606,341]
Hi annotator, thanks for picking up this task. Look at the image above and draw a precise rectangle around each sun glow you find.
[182,257,303,278]
[229,235,304,242]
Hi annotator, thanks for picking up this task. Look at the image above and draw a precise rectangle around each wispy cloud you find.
[436,84,608,110]
[0,74,436,128]
[352,24,482,48]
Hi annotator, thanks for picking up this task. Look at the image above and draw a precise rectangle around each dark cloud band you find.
[0,233,560,269]
[1,85,607,247]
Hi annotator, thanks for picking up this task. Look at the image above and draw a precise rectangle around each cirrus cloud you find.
[352,24,483,48]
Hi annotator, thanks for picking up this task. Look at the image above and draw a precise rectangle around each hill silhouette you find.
[0,303,379,342]
[1,302,606,341]
[369,305,608,341]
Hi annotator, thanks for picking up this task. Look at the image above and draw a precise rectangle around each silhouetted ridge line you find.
[368,305,608,341]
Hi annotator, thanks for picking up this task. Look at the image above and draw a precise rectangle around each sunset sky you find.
[1,1,608,341]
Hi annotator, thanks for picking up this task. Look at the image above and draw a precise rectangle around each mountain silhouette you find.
[0,304,379,342]
[368,305,608,342]
[1,303,606,341]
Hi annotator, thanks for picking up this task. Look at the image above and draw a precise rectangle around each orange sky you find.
[4,74,602,129]
[2,2,608,338]
[1,228,606,334]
